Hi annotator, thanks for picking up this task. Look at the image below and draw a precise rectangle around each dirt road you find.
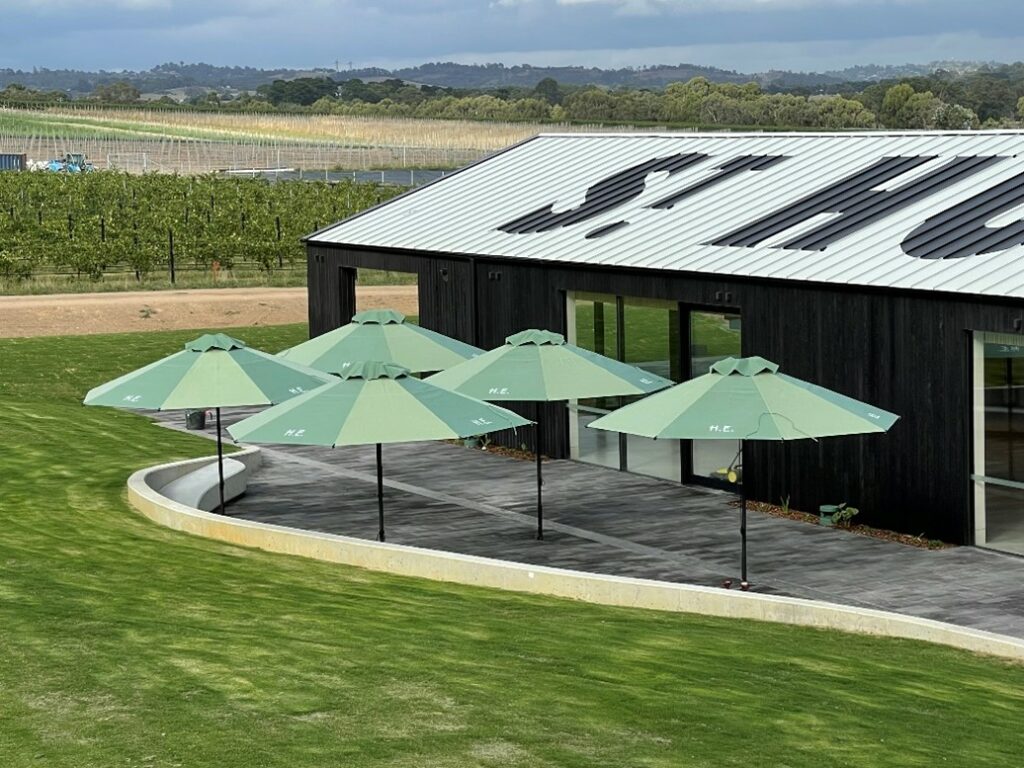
[0,285,419,338]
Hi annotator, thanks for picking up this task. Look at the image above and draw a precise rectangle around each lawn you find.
[1,325,1023,767]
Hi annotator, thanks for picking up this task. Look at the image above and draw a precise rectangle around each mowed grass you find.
[1,325,1023,767]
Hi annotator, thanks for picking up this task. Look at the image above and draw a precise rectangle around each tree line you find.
[3,64,1024,131]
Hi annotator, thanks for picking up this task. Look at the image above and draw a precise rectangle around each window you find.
[568,293,741,485]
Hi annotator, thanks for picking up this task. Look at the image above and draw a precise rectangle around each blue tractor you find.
[47,153,95,173]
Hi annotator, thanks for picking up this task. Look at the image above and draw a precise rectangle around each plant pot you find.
[819,504,839,527]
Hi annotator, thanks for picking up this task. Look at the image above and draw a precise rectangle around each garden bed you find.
[735,498,953,549]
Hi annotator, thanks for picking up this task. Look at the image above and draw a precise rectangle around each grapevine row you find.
[0,172,400,281]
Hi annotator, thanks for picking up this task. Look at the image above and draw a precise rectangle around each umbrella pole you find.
[376,442,385,542]
[740,439,747,585]
[215,407,225,515]
[536,404,544,541]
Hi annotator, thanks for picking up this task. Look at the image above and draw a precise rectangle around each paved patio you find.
[158,409,1024,640]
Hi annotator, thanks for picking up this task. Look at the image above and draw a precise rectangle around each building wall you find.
[306,242,1024,544]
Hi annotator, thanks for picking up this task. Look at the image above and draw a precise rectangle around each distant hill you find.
[347,62,752,89]
[0,59,1004,96]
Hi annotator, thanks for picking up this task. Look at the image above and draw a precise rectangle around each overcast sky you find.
[0,0,1021,73]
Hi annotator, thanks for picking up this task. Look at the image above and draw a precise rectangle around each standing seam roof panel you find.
[311,132,1024,299]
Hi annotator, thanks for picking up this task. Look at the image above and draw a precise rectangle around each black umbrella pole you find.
[740,441,747,585]
[741,489,748,585]
[536,407,544,540]
[376,443,385,542]
[216,407,225,515]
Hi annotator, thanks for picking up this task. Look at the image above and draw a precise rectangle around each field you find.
[0,107,602,172]
[0,172,401,289]
[1,324,1023,766]
[0,285,419,337]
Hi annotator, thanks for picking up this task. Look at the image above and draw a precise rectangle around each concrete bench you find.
[158,457,248,512]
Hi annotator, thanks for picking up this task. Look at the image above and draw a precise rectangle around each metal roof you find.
[310,131,1024,299]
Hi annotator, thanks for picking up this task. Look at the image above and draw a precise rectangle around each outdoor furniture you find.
[277,308,483,373]
[426,329,673,539]
[84,333,332,513]
[589,356,899,585]
[228,361,531,541]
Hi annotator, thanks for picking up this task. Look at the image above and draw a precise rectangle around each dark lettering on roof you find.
[498,153,706,234]
[711,155,1001,251]
[649,155,787,210]
[902,170,1024,259]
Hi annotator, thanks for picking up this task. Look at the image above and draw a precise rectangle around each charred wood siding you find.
[306,245,355,337]
[306,242,1024,544]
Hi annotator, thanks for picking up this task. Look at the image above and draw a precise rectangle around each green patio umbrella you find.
[277,308,484,373]
[84,333,333,513]
[227,361,532,542]
[589,356,899,585]
[426,329,673,539]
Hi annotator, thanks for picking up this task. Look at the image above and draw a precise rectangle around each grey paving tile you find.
[156,409,1024,640]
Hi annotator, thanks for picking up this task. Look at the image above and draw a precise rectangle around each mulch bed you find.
[734,499,953,550]
[448,439,950,550]
[447,438,539,462]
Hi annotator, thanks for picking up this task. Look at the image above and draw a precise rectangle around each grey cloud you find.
[0,0,1018,72]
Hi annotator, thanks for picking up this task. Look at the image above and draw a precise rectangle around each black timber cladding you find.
[308,241,1024,545]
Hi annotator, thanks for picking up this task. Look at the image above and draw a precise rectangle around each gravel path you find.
[0,285,418,337]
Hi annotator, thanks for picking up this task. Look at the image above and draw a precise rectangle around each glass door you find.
[621,297,682,481]
[689,310,742,484]
[974,332,1024,554]
[567,292,620,470]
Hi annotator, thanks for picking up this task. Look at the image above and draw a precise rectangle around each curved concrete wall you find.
[128,451,1024,662]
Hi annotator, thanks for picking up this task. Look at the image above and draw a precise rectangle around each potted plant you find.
[832,503,860,528]
[820,502,859,527]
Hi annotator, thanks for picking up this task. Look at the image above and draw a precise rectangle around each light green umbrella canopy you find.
[588,356,898,440]
[228,361,531,447]
[83,333,333,410]
[426,328,673,539]
[83,332,333,515]
[424,329,673,401]
[228,361,531,542]
[277,309,484,374]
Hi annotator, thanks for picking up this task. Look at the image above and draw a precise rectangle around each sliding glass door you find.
[689,311,743,483]
[974,332,1024,554]
[568,292,742,486]
[622,297,682,481]
[568,293,621,470]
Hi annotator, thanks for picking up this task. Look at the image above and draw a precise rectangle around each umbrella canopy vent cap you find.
[186,333,247,352]
[333,361,410,380]
[711,356,779,377]
[352,309,405,325]
[506,329,565,347]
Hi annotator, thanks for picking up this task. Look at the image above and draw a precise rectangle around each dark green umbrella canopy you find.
[589,356,898,585]
[425,329,672,401]
[277,309,483,374]
[229,360,531,541]
[84,333,332,410]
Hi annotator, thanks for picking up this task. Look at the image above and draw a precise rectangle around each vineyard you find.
[0,107,591,173]
[0,172,401,286]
